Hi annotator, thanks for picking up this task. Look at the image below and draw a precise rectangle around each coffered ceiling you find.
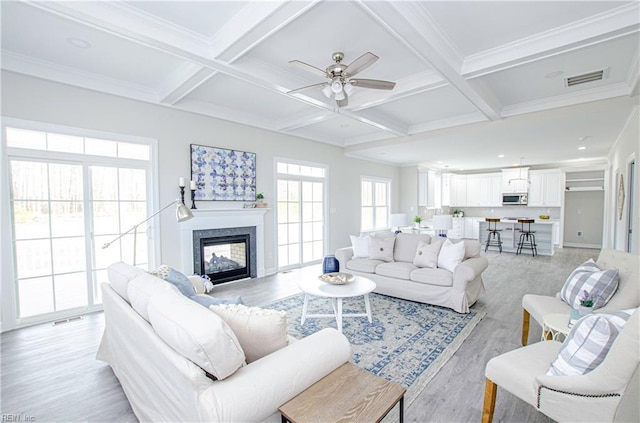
[2,1,639,171]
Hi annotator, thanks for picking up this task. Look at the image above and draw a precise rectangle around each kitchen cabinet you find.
[502,168,529,193]
[464,217,483,240]
[528,170,562,207]
[449,217,465,239]
[418,170,436,207]
[466,173,501,206]
[449,175,467,207]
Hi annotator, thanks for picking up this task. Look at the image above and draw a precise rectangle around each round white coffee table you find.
[298,276,376,333]
[542,313,571,341]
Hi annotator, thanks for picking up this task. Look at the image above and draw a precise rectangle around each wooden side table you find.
[279,362,406,423]
[542,313,571,341]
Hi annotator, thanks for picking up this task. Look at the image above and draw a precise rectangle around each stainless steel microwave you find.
[502,193,528,205]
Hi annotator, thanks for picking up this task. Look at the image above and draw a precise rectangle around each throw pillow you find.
[368,236,395,262]
[209,304,289,363]
[547,309,634,376]
[147,289,245,380]
[437,239,465,272]
[192,294,244,308]
[148,265,196,298]
[413,239,443,269]
[350,235,370,258]
[559,259,619,309]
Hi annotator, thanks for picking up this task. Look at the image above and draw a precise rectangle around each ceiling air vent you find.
[564,68,607,87]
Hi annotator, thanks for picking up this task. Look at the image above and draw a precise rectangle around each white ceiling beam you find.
[463,3,640,78]
[357,0,503,121]
[158,64,215,105]
[277,110,335,132]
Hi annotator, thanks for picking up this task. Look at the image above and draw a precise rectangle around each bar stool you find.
[485,218,503,253]
[516,219,537,256]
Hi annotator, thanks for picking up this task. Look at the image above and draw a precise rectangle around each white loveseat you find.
[97,262,352,422]
[335,233,488,313]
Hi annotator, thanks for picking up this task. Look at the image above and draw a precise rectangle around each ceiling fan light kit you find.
[288,51,396,107]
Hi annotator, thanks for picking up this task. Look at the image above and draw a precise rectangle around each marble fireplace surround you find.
[179,208,268,279]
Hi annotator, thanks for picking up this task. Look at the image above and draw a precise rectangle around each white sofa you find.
[97,262,352,422]
[335,233,488,313]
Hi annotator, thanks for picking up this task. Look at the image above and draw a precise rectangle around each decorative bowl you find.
[318,272,355,285]
[539,215,550,220]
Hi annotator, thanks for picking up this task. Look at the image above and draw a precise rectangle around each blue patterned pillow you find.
[148,265,196,298]
[547,309,634,376]
[559,259,619,309]
[192,294,244,308]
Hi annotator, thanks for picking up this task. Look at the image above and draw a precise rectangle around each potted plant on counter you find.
[413,215,422,229]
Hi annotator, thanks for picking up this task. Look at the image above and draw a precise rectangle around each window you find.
[276,161,326,269]
[361,177,390,231]
[3,121,155,326]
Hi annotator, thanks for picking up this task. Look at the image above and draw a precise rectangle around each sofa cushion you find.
[394,233,432,262]
[108,262,145,302]
[148,265,197,298]
[438,239,465,272]
[462,239,481,259]
[560,259,619,309]
[376,262,417,280]
[547,308,633,376]
[147,289,245,380]
[368,236,395,262]
[413,238,443,268]
[350,235,370,258]
[127,273,182,322]
[192,294,244,307]
[346,258,383,273]
[410,268,454,287]
[209,304,289,363]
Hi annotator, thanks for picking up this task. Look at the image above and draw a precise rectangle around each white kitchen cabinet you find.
[552,221,560,245]
[528,170,562,207]
[502,168,529,193]
[449,175,467,207]
[464,217,482,240]
[418,170,436,207]
[449,217,465,239]
[465,173,501,207]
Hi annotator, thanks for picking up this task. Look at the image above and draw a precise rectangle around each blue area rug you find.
[267,292,485,405]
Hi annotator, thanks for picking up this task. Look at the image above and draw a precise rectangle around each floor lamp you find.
[102,200,193,265]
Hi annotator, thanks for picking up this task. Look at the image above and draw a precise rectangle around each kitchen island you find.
[478,219,558,256]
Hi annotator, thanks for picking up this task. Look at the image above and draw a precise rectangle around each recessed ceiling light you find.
[578,146,586,150]
[68,37,91,48]
[545,70,564,78]
[498,154,504,158]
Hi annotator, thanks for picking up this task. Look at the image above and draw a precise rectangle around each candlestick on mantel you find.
[190,189,197,210]
[190,180,196,190]
[179,186,186,205]
[178,177,185,187]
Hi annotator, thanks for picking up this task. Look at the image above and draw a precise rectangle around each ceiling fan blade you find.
[287,82,327,94]
[336,92,348,108]
[344,52,378,77]
[350,78,396,90]
[289,60,327,78]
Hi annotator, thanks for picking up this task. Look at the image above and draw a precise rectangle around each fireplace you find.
[193,226,257,285]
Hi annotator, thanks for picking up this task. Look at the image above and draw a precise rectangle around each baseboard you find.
[563,242,602,249]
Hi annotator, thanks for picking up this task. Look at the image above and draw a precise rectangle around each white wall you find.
[606,105,639,254]
[0,71,400,275]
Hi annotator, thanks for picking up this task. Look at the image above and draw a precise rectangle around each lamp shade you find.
[389,213,408,228]
[176,203,193,222]
[433,214,453,230]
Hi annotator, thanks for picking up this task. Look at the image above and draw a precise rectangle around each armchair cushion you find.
[547,309,633,376]
[560,259,619,309]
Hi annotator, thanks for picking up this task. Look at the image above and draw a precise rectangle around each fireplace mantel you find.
[179,208,269,279]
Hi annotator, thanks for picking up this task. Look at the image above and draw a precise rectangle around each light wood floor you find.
[0,247,597,422]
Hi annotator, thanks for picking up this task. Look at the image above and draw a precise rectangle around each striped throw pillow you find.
[547,309,634,376]
[559,259,619,309]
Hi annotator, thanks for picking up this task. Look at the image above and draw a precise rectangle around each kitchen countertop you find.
[482,218,559,225]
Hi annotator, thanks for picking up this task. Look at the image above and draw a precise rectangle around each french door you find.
[276,162,326,270]
[4,122,154,327]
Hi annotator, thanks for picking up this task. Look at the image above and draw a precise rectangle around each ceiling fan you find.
[287,51,396,107]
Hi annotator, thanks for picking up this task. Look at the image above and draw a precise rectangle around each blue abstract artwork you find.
[190,144,256,201]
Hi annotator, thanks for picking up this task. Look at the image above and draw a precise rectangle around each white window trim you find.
[1,117,159,331]
[360,175,391,233]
